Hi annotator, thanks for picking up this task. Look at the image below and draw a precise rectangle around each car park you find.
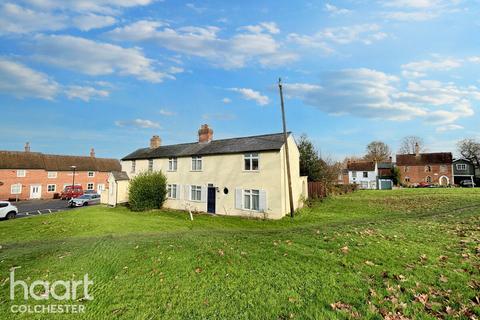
[0,201,18,220]
[68,194,101,207]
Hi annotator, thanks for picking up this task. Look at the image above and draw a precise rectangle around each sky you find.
[0,0,479,160]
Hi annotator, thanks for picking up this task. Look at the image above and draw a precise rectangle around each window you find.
[426,176,432,183]
[405,177,410,183]
[244,189,260,211]
[456,164,467,171]
[244,153,259,171]
[192,156,202,171]
[168,157,177,171]
[97,184,105,192]
[17,170,26,177]
[425,165,432,172]
[131,160,136,173]
[47,171,57,179]
[190,185,202,201]
[352,171,357,178]
[363,172,368,178]
[167,184,178,199]
[10,184,22,194]
[47,184,56,192]
[404,166,409,173]
[88,171,95,177]
[87,183,94,190]
[148,159,153,172]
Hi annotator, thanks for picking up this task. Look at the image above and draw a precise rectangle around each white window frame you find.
[243,189,260,211]
[168,157,177,171]
[87,183,94,190]
[244,153,259,171]
[17,170,26,177]
[11,183,22,195]
[191,156,202,171]
[88,171,95,177]
[47,184,56,192]
[167,184,178,199]
[352,171,357,178]
[190,185,202,201]
[148,159,153,172]
[47,171,57,179]
[456,163,467,171]
[97,184,105,192]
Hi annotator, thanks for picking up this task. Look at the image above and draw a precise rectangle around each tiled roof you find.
[347,161,376,171]
[0,151,121,172]
[396,153,453,166]
[122,132,290,160]
[111,171,130,181]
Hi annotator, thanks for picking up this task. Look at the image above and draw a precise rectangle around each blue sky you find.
[0,0,479,160]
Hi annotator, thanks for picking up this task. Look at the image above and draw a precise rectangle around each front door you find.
[207,187,216,214]
[30,185,41,199]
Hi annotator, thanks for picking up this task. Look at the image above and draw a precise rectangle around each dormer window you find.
[244,153,259,171]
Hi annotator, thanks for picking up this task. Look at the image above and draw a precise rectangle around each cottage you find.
[115,125,308,219]
[396,143,452,186]
[453,159,476,186]
[346,161,378,189]
[0,144,121,200]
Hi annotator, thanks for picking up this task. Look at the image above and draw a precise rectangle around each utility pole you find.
[278,78,295,218]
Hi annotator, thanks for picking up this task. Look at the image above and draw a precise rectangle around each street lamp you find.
[70,165,77,188]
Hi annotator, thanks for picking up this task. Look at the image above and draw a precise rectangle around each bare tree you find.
[458,138,480,168]
[364,141,391,162]
[398,136,425,154]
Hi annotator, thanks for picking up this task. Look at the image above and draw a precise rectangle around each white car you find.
[0,201,18,220]
[68,194,101,207]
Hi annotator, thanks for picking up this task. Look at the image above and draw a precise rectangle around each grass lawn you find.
[0,188,479,319]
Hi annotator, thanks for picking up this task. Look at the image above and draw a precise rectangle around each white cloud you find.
[0,58,59,100]
[185,3,206,13]
[159,109,176,116]
[115,118,161,129]
[384,11,438,21]
[284,68,478,125]
[324,3,351,15]
[239,22,280,34]
[383,0,444,8]
[22,0,155,15]
[402,58,462,73]
[0,3,67,34]
[229,88,270,106]
[222,97,231,104]
[107,21,297,69]
[65,85,109,101]
[73,14,116,31]
[32,35,174,83]
[382,0,462,21]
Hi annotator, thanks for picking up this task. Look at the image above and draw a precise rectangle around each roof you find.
[378,162,393,169]
[396,153,453,166]
[122,132,290,161]
[347,161,376,171]
[111,171,130,181]
[0,151,121,172]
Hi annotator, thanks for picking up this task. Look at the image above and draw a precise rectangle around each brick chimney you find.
[90,148,95,158]
[24,142,30,152]
[198,124,213,143]
[415,142,420,157]
[150,135,161,149]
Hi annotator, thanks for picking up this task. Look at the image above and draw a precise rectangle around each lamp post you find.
[70,165,77,189]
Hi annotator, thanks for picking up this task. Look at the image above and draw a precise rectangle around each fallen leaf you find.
[195,267,202,274]
[439,275,448,283]
[340,246,349,254]
[218,249,224,256]
[438,255,448,262]
[365,260,375,266]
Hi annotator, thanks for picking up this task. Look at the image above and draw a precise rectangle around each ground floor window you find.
[167,184,178,199]
[47,184,56,192]
[87,183,94,190]
[426,176,432,183]
[361,181,369,189]
[11,184,22,194]
[191,185,202,201]
[244,189,260,211]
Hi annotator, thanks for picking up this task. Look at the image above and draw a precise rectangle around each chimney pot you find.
[24,142,30,152]
[150,135,161,149]
[90,148,95,158]
[198,124,213,143]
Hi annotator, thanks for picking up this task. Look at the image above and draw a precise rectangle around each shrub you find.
[128,171,167,212]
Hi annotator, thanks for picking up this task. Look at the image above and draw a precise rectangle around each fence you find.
[308,181,327,199]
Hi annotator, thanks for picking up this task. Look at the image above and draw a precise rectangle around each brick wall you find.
[0,169,110,200]
[398,164,453,185]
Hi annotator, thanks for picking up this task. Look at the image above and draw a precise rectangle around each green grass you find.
[0,188,479,319]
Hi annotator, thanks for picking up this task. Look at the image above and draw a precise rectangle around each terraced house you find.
[0,144,121,200]
[118,125,308,219]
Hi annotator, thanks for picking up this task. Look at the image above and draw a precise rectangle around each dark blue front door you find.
[207,187,216,213]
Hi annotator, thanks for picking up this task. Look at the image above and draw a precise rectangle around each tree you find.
[458,138,480,168]
[364,141,391,162]
[398,136,425,154]
[128,171,167,211]
[298,134,322,181]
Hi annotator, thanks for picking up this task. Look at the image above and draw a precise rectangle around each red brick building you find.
[396,145,453,186]
[0,144,120,200]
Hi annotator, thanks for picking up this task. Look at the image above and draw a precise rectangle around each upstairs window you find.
[456,164,467,171]
[131,160,136,174]
[352,171,357,178]
[192,156,202,171]
[148,159,153,172]
[88,171,95,177]
[425,165,432,172]
[404,166,409,173]
[363,172,368,178]
[17,170,26,177]
[47,171,57,179]
[244,153,259,171]
[168,157,177,171]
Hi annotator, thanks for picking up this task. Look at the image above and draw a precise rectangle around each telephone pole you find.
[278,78,295,218]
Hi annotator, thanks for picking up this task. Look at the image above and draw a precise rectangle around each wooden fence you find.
[308,181,327,199]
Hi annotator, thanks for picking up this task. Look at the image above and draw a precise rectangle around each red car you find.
[60,185,84,200]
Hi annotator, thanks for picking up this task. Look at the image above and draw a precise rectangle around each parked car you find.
[84,190,97,195]
[60,185,84,200]
[459,180,476,188]
[0,201,18,220]
[68,194,101,207]
[416,182,431,188]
